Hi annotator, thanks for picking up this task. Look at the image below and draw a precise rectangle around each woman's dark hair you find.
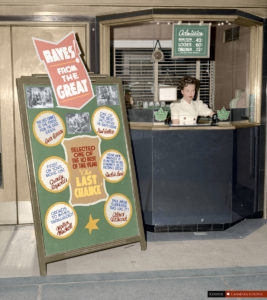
[179,76,200,91]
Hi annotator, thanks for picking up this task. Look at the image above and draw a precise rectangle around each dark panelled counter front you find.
[129,124,262,231]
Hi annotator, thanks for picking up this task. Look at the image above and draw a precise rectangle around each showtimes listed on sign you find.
[172,24,211,58]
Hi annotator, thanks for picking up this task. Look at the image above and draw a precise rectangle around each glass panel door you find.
[12,25,89,224]
[0,23,89,224]
[0,26,17,224]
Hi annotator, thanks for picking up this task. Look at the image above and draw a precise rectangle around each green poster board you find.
[16,74,146,276]
[172,24,211,58]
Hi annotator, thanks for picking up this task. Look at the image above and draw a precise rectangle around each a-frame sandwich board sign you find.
[16,74,146,276]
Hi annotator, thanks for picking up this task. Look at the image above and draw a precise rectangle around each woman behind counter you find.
[170,76,214,125]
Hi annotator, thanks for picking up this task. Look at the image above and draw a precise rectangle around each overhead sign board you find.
[172,24,211,58]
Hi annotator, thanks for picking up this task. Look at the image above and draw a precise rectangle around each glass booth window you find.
[114,48,215,106]
[215,24,250,121]
[112,21,251,121]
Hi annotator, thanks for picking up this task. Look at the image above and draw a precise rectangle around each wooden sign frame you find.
[16,74,146,276]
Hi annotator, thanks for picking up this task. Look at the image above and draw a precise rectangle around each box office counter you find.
[129,121,263,231]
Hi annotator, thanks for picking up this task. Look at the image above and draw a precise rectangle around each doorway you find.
[0,23,90,224]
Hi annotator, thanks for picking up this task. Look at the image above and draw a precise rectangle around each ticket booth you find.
[97,10,266,231]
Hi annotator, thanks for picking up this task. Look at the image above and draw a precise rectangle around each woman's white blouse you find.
[170,98,212,125]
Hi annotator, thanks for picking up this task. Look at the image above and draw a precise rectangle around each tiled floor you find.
[1,267,267,300]
[0,218,267,299]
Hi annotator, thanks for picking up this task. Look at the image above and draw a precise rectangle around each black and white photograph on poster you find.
[26,86,54,108]
[95,85,119,106]
[66,112,91,134]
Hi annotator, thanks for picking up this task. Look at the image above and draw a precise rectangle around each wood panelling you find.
[249,25,263,123]
[0,1,266,18]
[0,0,266,8]
[112,23,172,40]
[100,23,111,75]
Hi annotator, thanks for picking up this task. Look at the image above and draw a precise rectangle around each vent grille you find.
[224,26,240,43]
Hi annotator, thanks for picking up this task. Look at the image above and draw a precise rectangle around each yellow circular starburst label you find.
[99,149,127,183]
[38,156,70,193]
[91,107,120,140]
[33,111,65,147]
[45,202,77,239]
[104,194,132,227]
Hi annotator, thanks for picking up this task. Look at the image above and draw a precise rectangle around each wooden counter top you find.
[231,121,261,128]
[129,121,261,130]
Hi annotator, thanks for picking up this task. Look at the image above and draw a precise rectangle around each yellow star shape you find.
[85,214,100,235]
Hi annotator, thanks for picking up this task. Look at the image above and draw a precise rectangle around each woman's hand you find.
[172,119,180,125]
[209,112,215,117]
